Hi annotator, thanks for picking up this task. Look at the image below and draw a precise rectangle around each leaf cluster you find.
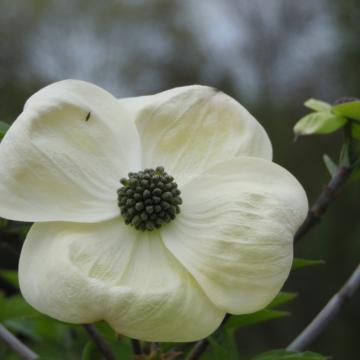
[294,99,360,138]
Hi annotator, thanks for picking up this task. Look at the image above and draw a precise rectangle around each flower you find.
[0,80,308,342]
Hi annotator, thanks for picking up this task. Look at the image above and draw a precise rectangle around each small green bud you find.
[117,167,182,231]
[323,154,338,177]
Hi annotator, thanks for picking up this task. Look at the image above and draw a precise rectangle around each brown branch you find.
[294,165,351,243]
[287,264,360,351]
[0,324,38,359]
[83,324,117,360]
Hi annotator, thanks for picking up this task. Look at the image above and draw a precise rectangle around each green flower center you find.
[117,167,182,231]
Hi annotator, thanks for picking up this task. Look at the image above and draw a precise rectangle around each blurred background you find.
[0,0,359,359]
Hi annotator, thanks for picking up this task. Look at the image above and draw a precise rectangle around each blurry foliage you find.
[0,0,359,359]
[251,351,328,360]
[0,267,321,359]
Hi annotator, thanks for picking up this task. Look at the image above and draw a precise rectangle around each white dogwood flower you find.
[0,80,308,342]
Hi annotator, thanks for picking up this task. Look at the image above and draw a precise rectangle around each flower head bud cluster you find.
[117,167,182,231]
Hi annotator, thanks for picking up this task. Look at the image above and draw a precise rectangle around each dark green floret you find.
[117,166,182,231]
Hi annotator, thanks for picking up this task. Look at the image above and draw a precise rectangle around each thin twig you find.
[83,324,117,360]
[185,314,230,360]
[287,264,360,351]
[131,339,143,356]
[0,324,38,360]
[294,165,351,243]
[185,339,209,360]
[150,341,160,354]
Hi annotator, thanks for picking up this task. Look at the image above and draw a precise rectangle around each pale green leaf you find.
[323,154,338,177]
[252,349,328,360]
[304,98,331,112]
[294,112,347,136]
[292,258,325,271]
[333,101,360,121]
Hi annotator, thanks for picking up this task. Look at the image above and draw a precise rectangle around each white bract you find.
[0,80,308,342]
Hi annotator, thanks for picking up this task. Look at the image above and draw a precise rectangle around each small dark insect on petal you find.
[85,112,91,121]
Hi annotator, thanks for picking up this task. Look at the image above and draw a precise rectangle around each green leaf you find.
[111,338,133,359]
[323,154,338,177]
[0,270,19,289]
[0,294,40,321]
[294,112,347,136]
[4,316,83,348]
[351,122,360,140]
[292,258,325,271]
[0,121,10,140]
[0,218,8,228]
[225,309,289,332]
[205,331,239,360]
[252,350,328,360]
[333,101,360,121]
[82,341,101,360]
[267,292,298,309]
[304,99,331,112]
[3,319,43,342]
